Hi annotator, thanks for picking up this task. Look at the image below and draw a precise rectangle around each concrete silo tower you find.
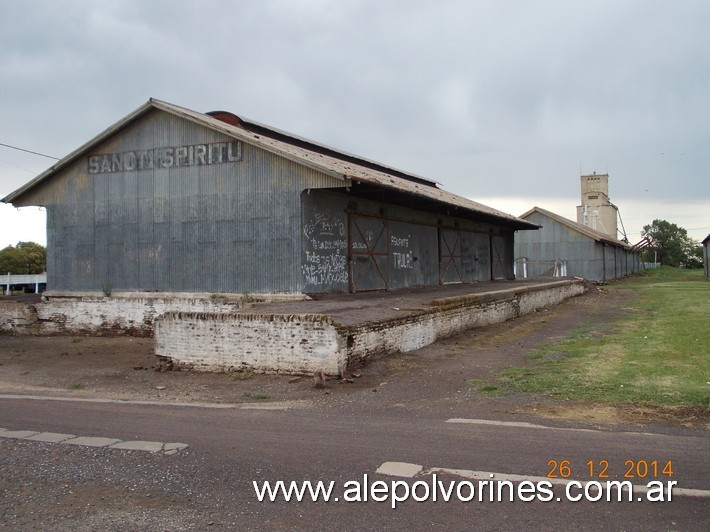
[576,172,618,238]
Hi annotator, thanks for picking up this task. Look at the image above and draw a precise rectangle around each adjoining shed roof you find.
[702,234,710,245]
[3,98,537,230]
[520,206,632,249]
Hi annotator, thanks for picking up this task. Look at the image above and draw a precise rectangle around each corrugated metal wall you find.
[43,110,342,293]
[34,109,519,295]
[515,211,641,281]
[302,190,513,293]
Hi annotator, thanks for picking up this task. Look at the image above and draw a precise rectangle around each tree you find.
[0,241,47,274]
[641,220,702,268]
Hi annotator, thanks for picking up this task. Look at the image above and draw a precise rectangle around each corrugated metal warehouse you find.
[3,99,538,295]
[515,207,642,281]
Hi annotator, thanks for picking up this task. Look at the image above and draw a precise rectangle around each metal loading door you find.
[439,228,463,284]
[491,234,507,280]
[349,214,388,292]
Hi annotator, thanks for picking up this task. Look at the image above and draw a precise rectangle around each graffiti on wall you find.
[302,209,348,289]
[390,233,414,269]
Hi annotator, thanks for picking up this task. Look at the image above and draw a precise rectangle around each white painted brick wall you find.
[155,313,345,375]
[34,294,244,336]
[344,298,521,366]
[155,280,587,375]
[517,281,583,315]
[0,302,38,333]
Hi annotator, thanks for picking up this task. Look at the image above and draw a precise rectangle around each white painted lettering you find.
[123,152,137,171]
[393,251,414,269]
[174,146,188,167]
[139,151,153,170]
[88,156,100,174]
[87,141,242,174]
[303,209,349,287]
[228,141,241,161]
[161,147,174,168]
[195,145,207,165]
[391,235,410,248]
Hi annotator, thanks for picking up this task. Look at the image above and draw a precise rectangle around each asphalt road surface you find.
[1,395,708,531]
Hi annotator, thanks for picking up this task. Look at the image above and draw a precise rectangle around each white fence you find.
[1,273,47,294]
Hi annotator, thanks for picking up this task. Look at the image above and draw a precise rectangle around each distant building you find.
[2,99,537,295]
[516,173,639,281]
[703,235,710,280]
[576,173,619,239]
[515,206,641,282]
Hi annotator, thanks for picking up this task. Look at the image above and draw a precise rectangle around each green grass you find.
[491,267,710,407]
[467,378,506,396]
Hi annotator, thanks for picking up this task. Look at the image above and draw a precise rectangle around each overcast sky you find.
[1,0,709,248]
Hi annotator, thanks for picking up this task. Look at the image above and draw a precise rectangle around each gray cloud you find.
[1,0,708,214]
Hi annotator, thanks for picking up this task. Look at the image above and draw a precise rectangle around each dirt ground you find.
[1,281,707,430]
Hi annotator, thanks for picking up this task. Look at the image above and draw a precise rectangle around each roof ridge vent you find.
[206,111,243,127]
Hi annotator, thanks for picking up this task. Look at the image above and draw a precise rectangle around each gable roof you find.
[3,98,537,230]
[520,206,632,249]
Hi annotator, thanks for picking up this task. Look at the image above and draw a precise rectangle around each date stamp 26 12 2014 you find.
[547,459,674,480]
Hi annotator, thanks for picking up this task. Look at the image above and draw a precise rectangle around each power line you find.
[0,142,59,160]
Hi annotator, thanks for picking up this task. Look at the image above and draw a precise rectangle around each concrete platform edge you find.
[155,279,588,376]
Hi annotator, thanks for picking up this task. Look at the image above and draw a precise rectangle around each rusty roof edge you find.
[2,98,349,205]
[152,102,537,228]
[2,100,158,205]
[521,206,633,248]
[150,103,527,227]
[150,100,349,183]
[342,171,538,229]
[3,98,536,230]
[233,115,442,188]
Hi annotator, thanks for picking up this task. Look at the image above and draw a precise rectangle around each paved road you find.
[1,395,708,530]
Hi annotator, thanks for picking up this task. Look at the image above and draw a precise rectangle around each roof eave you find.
[345,177,539,230]
[2,98,349,205]
[522,206,632,249]
[150,99,348,183]
[2,100,158,205]
[3,98,534,232]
